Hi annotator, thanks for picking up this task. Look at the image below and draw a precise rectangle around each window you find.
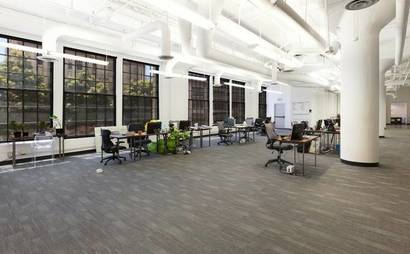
[188,72,209,125]
[0,35,53,142]
[231,80,245,123]
[122,59,158,126]
[259,88,267,119]
[63,48,115,137]
[213,78,229,123]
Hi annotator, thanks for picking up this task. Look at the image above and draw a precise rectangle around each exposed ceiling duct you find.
[123,20,173,60]
[251,0,328,51]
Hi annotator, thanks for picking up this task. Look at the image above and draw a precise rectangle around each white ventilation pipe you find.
[379,58,394,138]
[340,0,395,166]
[178,19,194,55]
[123,21,173,60]
[214,71,224,86]
[251,0,327,50]
[395,0,410,65]
[42,25,119,55]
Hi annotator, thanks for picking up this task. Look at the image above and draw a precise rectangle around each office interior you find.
[0,0,409,253]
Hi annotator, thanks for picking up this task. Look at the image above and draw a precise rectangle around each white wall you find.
[266,85,340,129]
[386,86,410,124]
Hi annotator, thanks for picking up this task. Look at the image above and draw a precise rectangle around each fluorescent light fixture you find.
[140,0,215,30]
[0,42,109,66]
[150,70,207,81]
[52,52,109,66]
[0,41,43,54]
[224,81,255,90]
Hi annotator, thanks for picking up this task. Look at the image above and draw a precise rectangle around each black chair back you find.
[179,120,191,131]
[101,129,114,151]
[147,122,162,135]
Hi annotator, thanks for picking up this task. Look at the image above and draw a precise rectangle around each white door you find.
[274,103,286,128]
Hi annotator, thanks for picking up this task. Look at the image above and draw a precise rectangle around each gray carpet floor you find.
[0,127,410,254]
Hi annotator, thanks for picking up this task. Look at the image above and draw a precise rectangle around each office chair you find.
[264,123,293,171]
[128,123,151,159]
[217,121,233,145]
[254,118,264,134]
[100,129,126,165]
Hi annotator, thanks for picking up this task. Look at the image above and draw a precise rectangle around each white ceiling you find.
[0,0,408,89]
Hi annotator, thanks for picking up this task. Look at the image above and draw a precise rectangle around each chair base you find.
[100,154,126,165]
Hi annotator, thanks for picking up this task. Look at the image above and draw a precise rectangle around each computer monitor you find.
[315,120,322,131]
[178,120,191,131]
[291,123,305,140]
[146,121,162,135]
[324,119,330,128]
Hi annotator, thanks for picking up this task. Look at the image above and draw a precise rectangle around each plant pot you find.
[22,132,29,137]
[56,128,64,136]
[13,132,22,138]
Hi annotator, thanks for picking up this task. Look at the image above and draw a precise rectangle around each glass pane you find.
[8,56,23,73]
[8,73,23,89]
[65,64,75,79]
[8,90,23,123]
[0,54,7,73]
[96,81,104,94]
[96,68,104,82]
[65,79,75,92]
[38,76,51,90]
[38,61,51,76]
[0,71,7,88]
[24,74,36,90]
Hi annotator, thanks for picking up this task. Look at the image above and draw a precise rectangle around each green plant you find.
[10,121,18,132]
[38,121,48,132]
[49,114,62,129]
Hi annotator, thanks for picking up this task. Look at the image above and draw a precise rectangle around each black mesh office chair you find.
[264,123,293,171]
[217,121,233,145]
[254,118,264,134]
[100,129,126,165]
[128,123,151,159]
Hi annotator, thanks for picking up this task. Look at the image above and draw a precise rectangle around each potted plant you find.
[49,114,64,136]
[38,121,48,134]
[21,123,29,137]
[10,121,22,138]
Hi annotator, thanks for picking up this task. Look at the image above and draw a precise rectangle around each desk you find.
[111,132,149,160]
[232,124,255,143]
[190,126,212,148]
[275,135,319,176]
[307,130,340,153]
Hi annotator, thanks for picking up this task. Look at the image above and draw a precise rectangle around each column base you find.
[340,159,379,167]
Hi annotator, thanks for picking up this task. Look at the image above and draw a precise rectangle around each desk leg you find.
[200,130,203,148]
[314,139,317,167]
[293,145,296,168]
[164,135,168,154]
[12,140,16,168]
[62,137,65,159]
[156,135,159,153]
[302,144,305,176]
[208,129,211,147]
[58,137,62,159]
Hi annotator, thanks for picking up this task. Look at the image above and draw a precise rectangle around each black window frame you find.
[63,47,116,138]
[231,80,245,123]
[188,72,209,125]
[122,58,159,126]
[0,34,54,143]
[259,87,267,119]
[213,77,230,124]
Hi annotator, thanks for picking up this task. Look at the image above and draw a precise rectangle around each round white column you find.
[379,59,394,138]
[340,1,394,166]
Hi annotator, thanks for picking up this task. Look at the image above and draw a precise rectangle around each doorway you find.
[274,103,286,128]
[390,102,407,124]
